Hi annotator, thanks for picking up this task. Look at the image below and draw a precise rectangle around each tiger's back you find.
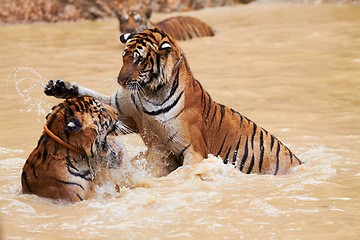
[155,16,215,41]
[190,84,301,174]
[116,9,214,41]
[21,96,127,202]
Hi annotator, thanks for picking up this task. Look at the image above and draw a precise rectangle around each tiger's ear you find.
[66,117,82,132]
[159,42,172,51]
[120,33,134,44]
[144,8,152,19]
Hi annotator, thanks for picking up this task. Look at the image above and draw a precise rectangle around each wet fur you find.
[21,96,128,203]
[44,29,301,175]
[116,9,214,41]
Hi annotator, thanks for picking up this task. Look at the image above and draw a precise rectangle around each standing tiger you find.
[21,96,129,203]
[116,8,214,41]
[44,28,301,175]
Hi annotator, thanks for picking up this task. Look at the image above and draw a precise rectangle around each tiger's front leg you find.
[44,79,139,132]
[44,79,80,99]
[44,79,112,105]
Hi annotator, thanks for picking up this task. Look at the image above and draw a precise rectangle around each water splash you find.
[7,67,51,122]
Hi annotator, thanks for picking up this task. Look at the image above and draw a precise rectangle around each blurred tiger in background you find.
[44,28,301,175]
[21,96,129,203]
[116,8,214,41]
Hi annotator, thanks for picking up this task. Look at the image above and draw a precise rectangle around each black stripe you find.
[144,91,184,115]
[35,134,46,150]
[144,69,180,106]
[198,81,205,105]
[239,137,249,172]
[54,142,59,154]
[232,136,241,165]
[217,133,228,157]
[21,171,33,193]
[65,156,87,179]
[74,102,80,112]
[247,154,255,174]
[208,104,217,128]
[259,129,264,149]
[68,104,76,116]
[218,104,226,130]
[259,146,265,173]
[41,138,48,163]
[223,146,232,164]
[259,130,264,173]
[270,135,275,151]
[147,32,157,42]
[204,92,212,120]
[77,101,85,112]
[156,54,161,74]
[274,142,280,175]
[131,94,141,112]
[51,177,85,190]
[76,194,84,201]
[161,69,180,105]
[165,106,185,122]
[90,141,95,158]
[179,143,191,160]
[64,107,70,142]
[33,167,38,179]
[191,77,197,89]
[47,104,63,128]
[251,123,257,149]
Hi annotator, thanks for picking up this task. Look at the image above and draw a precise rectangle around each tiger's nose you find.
[124,28,136,34]
[117,76,128,86]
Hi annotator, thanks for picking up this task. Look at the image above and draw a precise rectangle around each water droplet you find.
[6,67,51,122]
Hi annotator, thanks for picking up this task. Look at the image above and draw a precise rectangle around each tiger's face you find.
[116,9,152,34]
[118,29,183,93]
[45,96,125,167]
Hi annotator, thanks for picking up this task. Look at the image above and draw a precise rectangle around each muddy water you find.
[1,3,360,239]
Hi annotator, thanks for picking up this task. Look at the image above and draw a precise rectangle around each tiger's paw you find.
[44,79,79,99]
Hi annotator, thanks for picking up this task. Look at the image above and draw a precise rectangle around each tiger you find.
[21,96,130,203]
[44,28,302,175]
[116,8,215,41]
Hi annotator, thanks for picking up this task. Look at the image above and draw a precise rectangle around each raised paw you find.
[44,79,79,99]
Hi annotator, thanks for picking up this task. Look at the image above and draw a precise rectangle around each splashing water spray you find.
[7,67,51,122]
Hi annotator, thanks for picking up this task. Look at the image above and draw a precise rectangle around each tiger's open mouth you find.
[117,76,142,91]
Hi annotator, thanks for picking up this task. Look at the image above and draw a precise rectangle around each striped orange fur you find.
[116,9,214,40]
[21,96,127,202]
[44,29,301,175]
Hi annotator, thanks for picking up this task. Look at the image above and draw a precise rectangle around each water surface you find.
[0,3,359,239]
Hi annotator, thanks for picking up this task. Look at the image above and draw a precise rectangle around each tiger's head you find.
[118,28,184,93]
[22,96,130,202]
[116,8,152,34]
[45,96,127,166]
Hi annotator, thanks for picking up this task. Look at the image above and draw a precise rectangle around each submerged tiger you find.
[44,28,301,175]
[116,8,214,41]
[21,96,129,203]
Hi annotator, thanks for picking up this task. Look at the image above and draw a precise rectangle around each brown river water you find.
[0,3,359,239]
